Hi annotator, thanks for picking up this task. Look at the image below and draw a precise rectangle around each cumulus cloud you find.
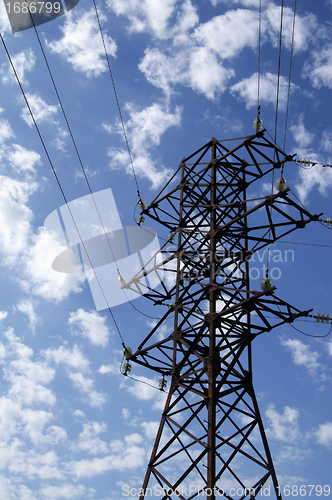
[0,110,14,143]
[70,420,108,455]
[16,298,42,333]
[21,93,58,128]
[0,176,37,265]
[47,9,117,77]
[139,41,234,100]
[230,72,297,109]
[43,345,90,373]
[281,338,325,380]
[122,375,168,410]
[295,162,332,203]
[320,130,332,153]
[108,102,181,188]
[39,483,86,499]
[0,1,11,32]
[265,5,317,52]
[2,327,56,407]
[68,309,110,347]
[194,9,258,59]
[265,404,301,442]
[19,227,85,302]
[107,0,198,40]
[290,114,315,149]
[68,372,106,408]
[315,421,332,447]
[66,434,146,478]
[7,144,41,174]
[0,311,8,322]
[1,48,36,85]
[303,44,332,89]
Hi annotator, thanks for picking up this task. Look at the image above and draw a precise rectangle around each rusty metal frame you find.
[124,130,319,500]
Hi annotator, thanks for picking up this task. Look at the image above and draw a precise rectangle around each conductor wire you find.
[92,0,142,200]
[0,33,125,346]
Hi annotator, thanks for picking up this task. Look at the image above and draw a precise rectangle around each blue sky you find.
[0,0,332,499]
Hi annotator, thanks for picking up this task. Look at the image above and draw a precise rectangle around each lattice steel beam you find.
[123,130,319,500]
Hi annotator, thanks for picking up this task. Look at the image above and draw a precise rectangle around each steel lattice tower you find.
[124,130,319,500]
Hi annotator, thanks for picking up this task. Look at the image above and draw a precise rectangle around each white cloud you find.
[122,374,168,410]
[141,421,159,439]
[47,9,117,77]
[109,102,181,188]
[67,434,146,478]
[265,404,300,442]
[0,111,14,143]
[19,227,85,302]
[0,311,8,322]
[71,421,108,455]
[320,130,332,153]
[1,48,36,85]
[68,372,106,408]
[315,421,332,447]
[194,9,258,59]
[265,5,317,52]
[0,1,11,32]
[295,163,332,203]
[0,175,37,264]
[230,72,297,109]
[43,344,90,372]
[16,299,42,333]
[21,93,58,128]
[281,338,325,379]
[139,44,234,101]
[68,309,110,347]
[303,44,332,89]
[210,0,267,5]
[107,0,198,40]
[39,483,86,500]
[188,47,235,99]
[290,114,314,148]
[7,144,41,174]
[99,360,120,374]
[2,328,56,407]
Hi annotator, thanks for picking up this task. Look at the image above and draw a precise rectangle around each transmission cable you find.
[27,12,165,322]
[256,0,262,124]
[2,35,165,391]
[92,0,141,201]
[283,0,297,153]
[0,33,125,346]
[274,0,284,153]
[272,296,332,339]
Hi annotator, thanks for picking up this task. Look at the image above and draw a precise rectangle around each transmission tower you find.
[123,130,320,500]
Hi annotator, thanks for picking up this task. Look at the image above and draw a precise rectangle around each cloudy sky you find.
[0,0,332,498]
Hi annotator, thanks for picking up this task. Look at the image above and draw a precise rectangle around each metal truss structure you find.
[124,130,320,500]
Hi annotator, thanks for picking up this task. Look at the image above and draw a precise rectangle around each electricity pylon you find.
[123,130,320,500]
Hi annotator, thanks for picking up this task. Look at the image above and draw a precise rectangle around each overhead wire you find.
[283,0,297,153]
[92,0,141,201]
[28,8,167,324]
[256,0,262,123]
[0,32,126,346]
[272,296,332,339]
[2,19,169,393]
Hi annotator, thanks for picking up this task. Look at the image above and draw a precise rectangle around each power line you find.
[92,0,141,200]
[0,32,125,346]
[26,9,165,325]
[257,0,262,118]
[274,0,284,153]
[2,32,164,393]
[283,0,297,152]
